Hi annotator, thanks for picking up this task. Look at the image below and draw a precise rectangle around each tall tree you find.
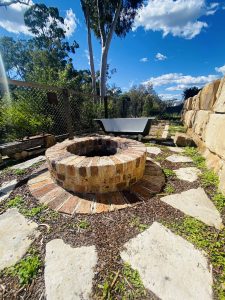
[81,0,144,98]
[81,0,97,100]
[183,86,201,100]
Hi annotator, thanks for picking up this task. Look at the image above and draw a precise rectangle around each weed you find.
[130,217,148,232]
[163,168,176,178]
[77,219,90,230]
[164,184,175,194]
[169,125,186,136]
[21,204,46,218]
[184,147,206,169]
[164,217,225,299]
[6,195,24,208]
[212,193,225,212]
[13,169,26,176]
[98,263,146,299]
[200,170,219,188]
[7,253,41,285]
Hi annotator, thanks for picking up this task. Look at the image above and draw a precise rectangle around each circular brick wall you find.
[45,136,147,194]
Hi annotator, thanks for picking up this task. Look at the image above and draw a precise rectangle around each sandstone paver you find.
[0,209,40,271]
[146,147,161,155]
[166,154,193,163]
[174,167,201,182]
[167,146,184,153]
[11,156,46,170]
[161,188,223,229]
[45,239,97,300]
[121,222,213,300]
[0,179,17,202]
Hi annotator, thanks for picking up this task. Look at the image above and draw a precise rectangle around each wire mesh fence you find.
[0,79,106,144]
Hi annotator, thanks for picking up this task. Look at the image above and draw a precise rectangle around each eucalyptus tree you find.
[81,0,144,98]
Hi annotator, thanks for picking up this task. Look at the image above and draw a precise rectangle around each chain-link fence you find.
[0,79,107,144]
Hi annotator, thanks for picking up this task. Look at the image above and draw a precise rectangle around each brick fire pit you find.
[29,136,165,214]
[46,136,146,194]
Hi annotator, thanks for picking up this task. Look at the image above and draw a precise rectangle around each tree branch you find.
[96,0,106,46]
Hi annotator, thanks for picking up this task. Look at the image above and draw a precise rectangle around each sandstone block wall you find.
[182,77,225,194]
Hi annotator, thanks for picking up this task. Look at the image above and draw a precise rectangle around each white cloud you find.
[140,57,149,62]
[155,52,167,61]
[0,1,33,35]
[143,73,218,87]
[63,9,77,37]
[215,65,225,75]
[159,93,182,100]
[134,0,220,39]
[0,3,77,37]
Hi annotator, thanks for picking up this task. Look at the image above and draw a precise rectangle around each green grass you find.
[7,251,41,285]
[77,219,90,230]
[212,193,225,212]
[130,217,149,232]
[98,263,147,300]
[164,184,175,195]
[163,168,176,178]
[5,195,47,218]
[200,170,219,188]
[184,147,206,169]
[13,169,26,176]
[164,217,225,299]
[169,125,186,136]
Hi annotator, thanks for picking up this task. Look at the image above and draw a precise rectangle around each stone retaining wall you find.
[182,77,225,194]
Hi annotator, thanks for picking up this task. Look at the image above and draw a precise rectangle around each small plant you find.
[164,184,175,194]
[7,253,41,285]
[21,204,46,218]
[6,195,24,208]
[212,193,225,212]
[98,263,146,299]
[184,147,206,169]
[130,217,148,232]
[77,219,90,230]
[200,170,219,188]
[13,169,26,176]
[163,168,176,178]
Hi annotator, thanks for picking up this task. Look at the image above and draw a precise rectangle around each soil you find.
[0,145,223,300]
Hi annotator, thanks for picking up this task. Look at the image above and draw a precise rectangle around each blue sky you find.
[0,0,225,100]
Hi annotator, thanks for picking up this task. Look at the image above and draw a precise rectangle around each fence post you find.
[104,96,108,118]
[62,89,74,140]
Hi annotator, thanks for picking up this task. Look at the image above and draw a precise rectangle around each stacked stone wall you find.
[182,77,225,194]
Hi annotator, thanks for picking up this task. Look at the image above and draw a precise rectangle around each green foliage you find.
[200,170,219,188]
[13,169,26,176]
[183,86,201,100]
[184,147,206,169]
[6,195,24,208]
[130,217,148,232]
[164,184,175,194]
[165,217,225,299]
[7,252,41,285]
[163,168,176,178]
[213,193,225,212]
[98,263,146,300]
[169,125,186,136]
[77,219,90,230]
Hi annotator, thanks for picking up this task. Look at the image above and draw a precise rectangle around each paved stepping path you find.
[174,167,201,182]
[166,154,193,163]
[45,239,97,300]
[146,146,161,155]
[0,179,17,202]
[121,222,213,300]
[11,155,45,170]
[0,209,40,271]
[167,146,184,153]
[161,188,223,229]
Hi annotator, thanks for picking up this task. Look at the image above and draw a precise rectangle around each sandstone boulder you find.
[183,110,195,128]
[200,79,220,111]
[174,132,196,147]
[214,76,225,113]
[192,110,211,141]
[192,92,201,110]
[205,114,225,160]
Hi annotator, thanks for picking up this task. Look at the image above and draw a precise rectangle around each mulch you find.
[0,145,221,299]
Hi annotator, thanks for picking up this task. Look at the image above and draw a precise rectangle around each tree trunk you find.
[86,11,97,102]
[100,46,108,98]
